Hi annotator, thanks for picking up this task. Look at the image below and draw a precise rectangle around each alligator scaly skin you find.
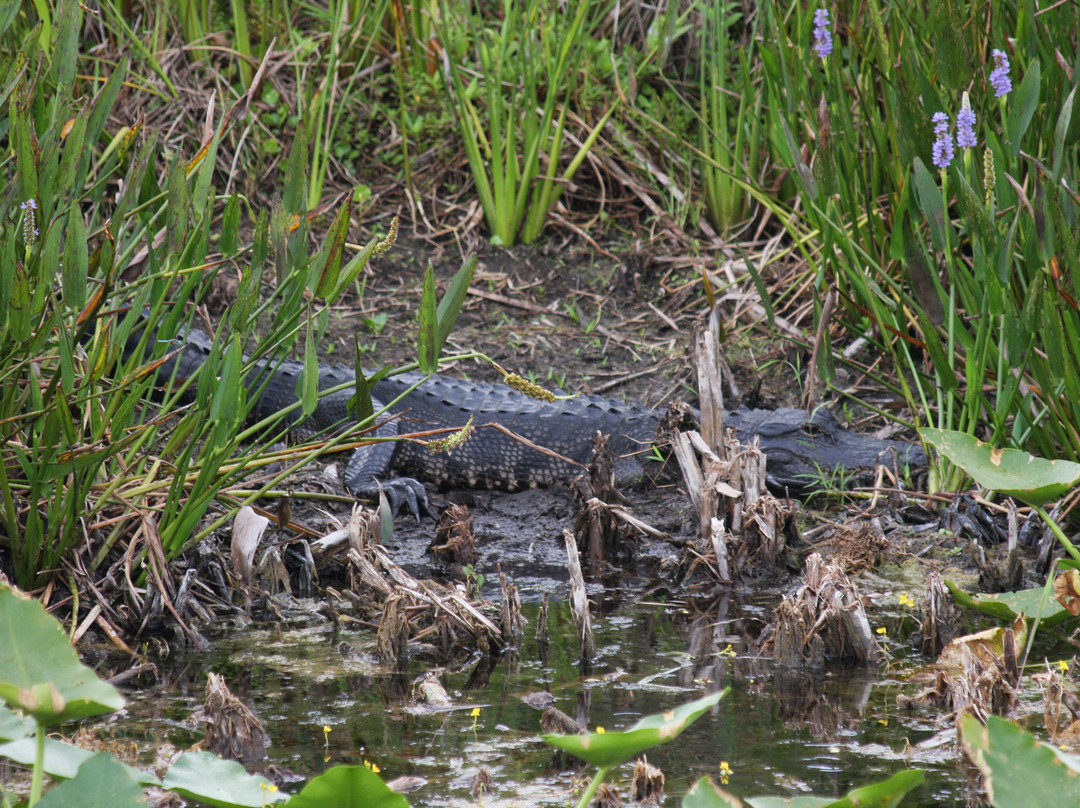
[160,328,926,511]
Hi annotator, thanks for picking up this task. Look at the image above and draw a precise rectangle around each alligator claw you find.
[349,475,433,522]
[382,477,433,522]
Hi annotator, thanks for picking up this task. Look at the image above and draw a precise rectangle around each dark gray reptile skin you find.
[156,327,926,511]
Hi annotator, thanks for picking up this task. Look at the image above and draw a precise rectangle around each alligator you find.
[153,326,926,516]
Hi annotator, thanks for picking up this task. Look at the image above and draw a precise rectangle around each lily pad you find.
[960,714,1080,807]
[747,770,924,807]
[164,751,286,807]
[0,736,157,785]
[542,689,726,769]
[0,703,35,741]
[284,764,408,808]
[0,584,125,724]
[682,776,746,808]
[921,428,1080,506]
[682,770,925,808]
[945,580,1072,627]
[36,752,147,808]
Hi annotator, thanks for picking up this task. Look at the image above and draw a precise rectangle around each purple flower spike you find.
[990,49,1012,97]
[813,9,832,59]
[957,107,977,149]
[931,112,954,169]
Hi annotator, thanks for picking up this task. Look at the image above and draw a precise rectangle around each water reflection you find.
[111,591,979,806]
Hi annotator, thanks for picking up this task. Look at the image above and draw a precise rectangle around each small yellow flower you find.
[719,760,733,785]
[878,719,889,726]
[364,760,381,773]
[471,707,481,718]
[719,644,736,658]
[1059,659,1070,673]
[323,724,332,734]
[260,783,278,793]
[596,726,605,734]
[898,592,912,607]
[876,626,888,636]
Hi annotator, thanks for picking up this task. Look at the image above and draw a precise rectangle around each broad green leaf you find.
[50,0,81,91]
[435,253,477,355]
[0,736,156,785]
[543,689,726,768]
[0,703,35,741]
[220,193,241,255]
[920,428,1080,506]
[301,323,318,419]
[312,192,353,301]
[945,580,1071,627]
[913,158,948,254]
[1052,84,1076,182]
[746,770,923,808]
[348,337,374,424]
[162,747,285,803]
[0,584,125,724]
[417,263,438,374]
[36,752,147,808]
[1006,60,1040,159]
[164,751,285,807]
[284,764,407,808]
[210,336,243,431]
[63,200,88,311]
[328,237,377,303]
[960,714,1080,807]
[683,776,745,808]
[166,155,190,254]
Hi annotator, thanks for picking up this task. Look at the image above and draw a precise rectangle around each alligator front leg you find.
[344,434,432,521]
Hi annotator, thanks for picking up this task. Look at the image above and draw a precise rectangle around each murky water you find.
[97,587,1035,807]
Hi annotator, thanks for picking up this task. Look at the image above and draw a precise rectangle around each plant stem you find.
[29,722,45,805]
[1033,503,1080,563]
[574,765,613,808]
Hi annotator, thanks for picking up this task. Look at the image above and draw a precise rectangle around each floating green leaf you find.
[921,429,1080,506]
[945,580,1072,627]
[0,704,34,742]
[164,751,284,807]
[284,764,408,808]
[0,584,125,724]
[0,736,155,785]
[35,752,147,808]
[683,776,746,808]
[960,714,1080,807]
[682,769,924,808]
[544,689,726,769]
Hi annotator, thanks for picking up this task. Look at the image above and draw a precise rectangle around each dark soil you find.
[271,236,716,592]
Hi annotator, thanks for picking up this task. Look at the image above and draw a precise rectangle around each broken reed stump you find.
[671,309,790,583]
[563,529,596,666]
[498,565,524,645]
[347,539,505,664]
[203,672,267,762]
[429,503,477,569]
[630,756,665,805]
[920,571,960,656]
[771,553,881,669]
[899,616,1021,725]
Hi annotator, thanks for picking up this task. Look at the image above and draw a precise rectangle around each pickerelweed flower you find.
[990,49,1012,97]
[957,95,977,149]
[931,112,954,169]
[812,9,832,59]
[20,198,38,246]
